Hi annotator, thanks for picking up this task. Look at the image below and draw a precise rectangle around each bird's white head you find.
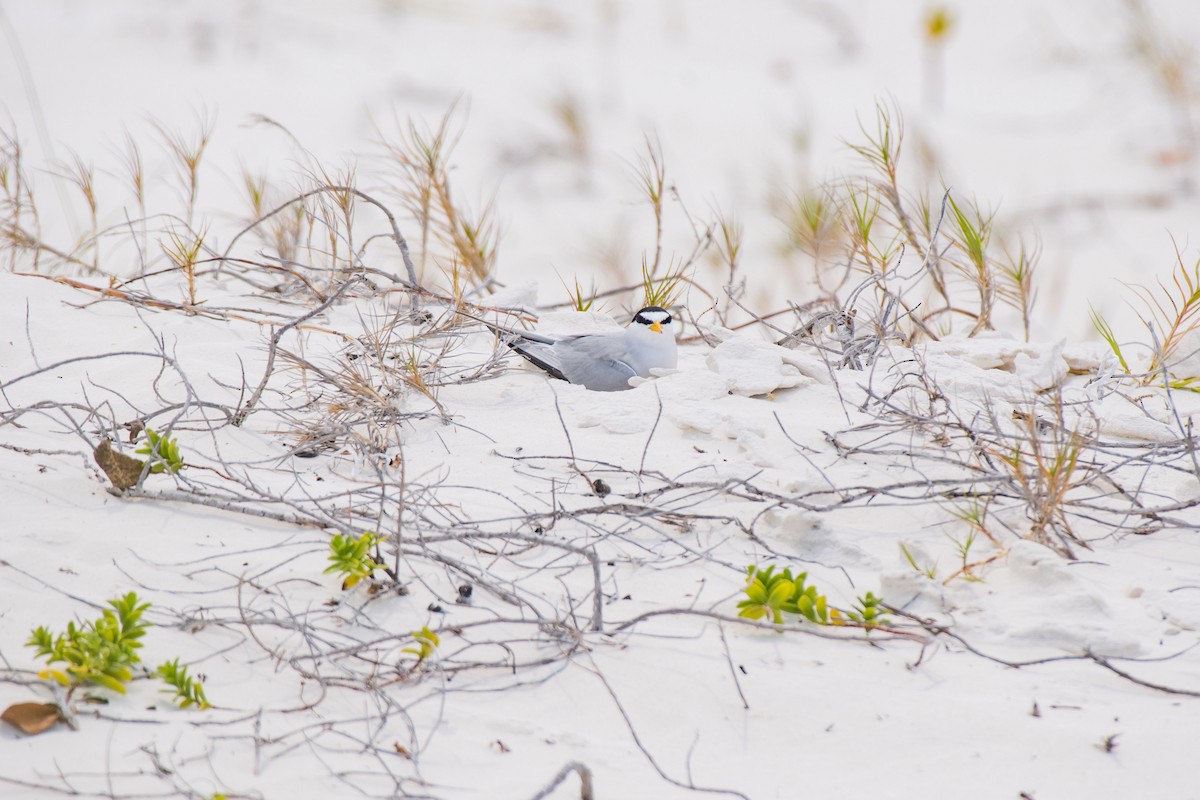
[631,306,673,335]
[626,306,678,374]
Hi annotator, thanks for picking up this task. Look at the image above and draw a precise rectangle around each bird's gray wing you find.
[552,335,638,391]
[480,319,574,381]
[488,324,638,391]
[504,336,573,383]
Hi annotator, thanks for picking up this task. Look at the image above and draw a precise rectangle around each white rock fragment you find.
[1061,342,1110,374]
[533,308,624,335]
[988,540,1144,657]
[1173,476,1200,503]
[777,348,834,384]
[914,338,1072,407]
[1097,413,1179,442]
[878,570,945,613]
[1012,341,1068,388]
[705,337,818,396]
[1094,394,1181,442]
[484,279,540,312]
[759,508,880,568]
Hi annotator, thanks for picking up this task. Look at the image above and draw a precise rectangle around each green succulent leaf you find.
[743,580,767,604]
[767,579,795,609]
[135,427,185,474]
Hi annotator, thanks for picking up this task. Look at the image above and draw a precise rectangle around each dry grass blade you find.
[844,100,940,295]
[381,103,498,288]
[633,135,667,277]
[1133,242,1200,381]
[997,237,1040,341]
[0,130,43,271]
[58,151,99,272]
[152,110,215,225]
[988,406,1096,558]
[121,130,146,217]
[714,207,742,278]
[551,92,589,160]
[161,223,209,306]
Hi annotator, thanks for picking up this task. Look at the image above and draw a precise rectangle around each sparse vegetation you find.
[776,100,1042,357]
[1092,251,1200,389]
[26,592,150,697]
[738,565,888,628]
[326,531,384,590]
[402,626,440,670]
[156,658,211,710]
[135,426,185,474]
[2,44,1199,799]
[6,593,210,735]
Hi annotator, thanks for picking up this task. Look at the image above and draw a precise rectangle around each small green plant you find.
[900,542,938,579]
[396,343,443,408]
[562,275,600,312]
[136,427,184,474]
[738,565,891,629]
[736,565,830,625]
[8,593,212,735]
[843,592,890,628]
[946,497,997,581]
[27,592,150,694]
[946,194,996,335]
[403,626,439,667]
[156,658,211,709]
[326,531,383,589]
[1090,307,1131,374]
[944,528,984,582]
[161,223,209,306]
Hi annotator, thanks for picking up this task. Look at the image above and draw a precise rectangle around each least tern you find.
[491,306,677,391]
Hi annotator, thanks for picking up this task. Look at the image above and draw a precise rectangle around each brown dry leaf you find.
[94,439,146,490]
[1,702,64,735]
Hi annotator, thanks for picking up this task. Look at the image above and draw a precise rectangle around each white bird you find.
[490,306,677,391]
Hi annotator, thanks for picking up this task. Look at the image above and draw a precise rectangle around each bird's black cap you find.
[633,306,672,325]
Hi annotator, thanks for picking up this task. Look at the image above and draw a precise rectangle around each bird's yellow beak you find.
[650,321,663,333]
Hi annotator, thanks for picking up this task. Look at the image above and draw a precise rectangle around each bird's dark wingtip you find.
[505,339,570,383]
